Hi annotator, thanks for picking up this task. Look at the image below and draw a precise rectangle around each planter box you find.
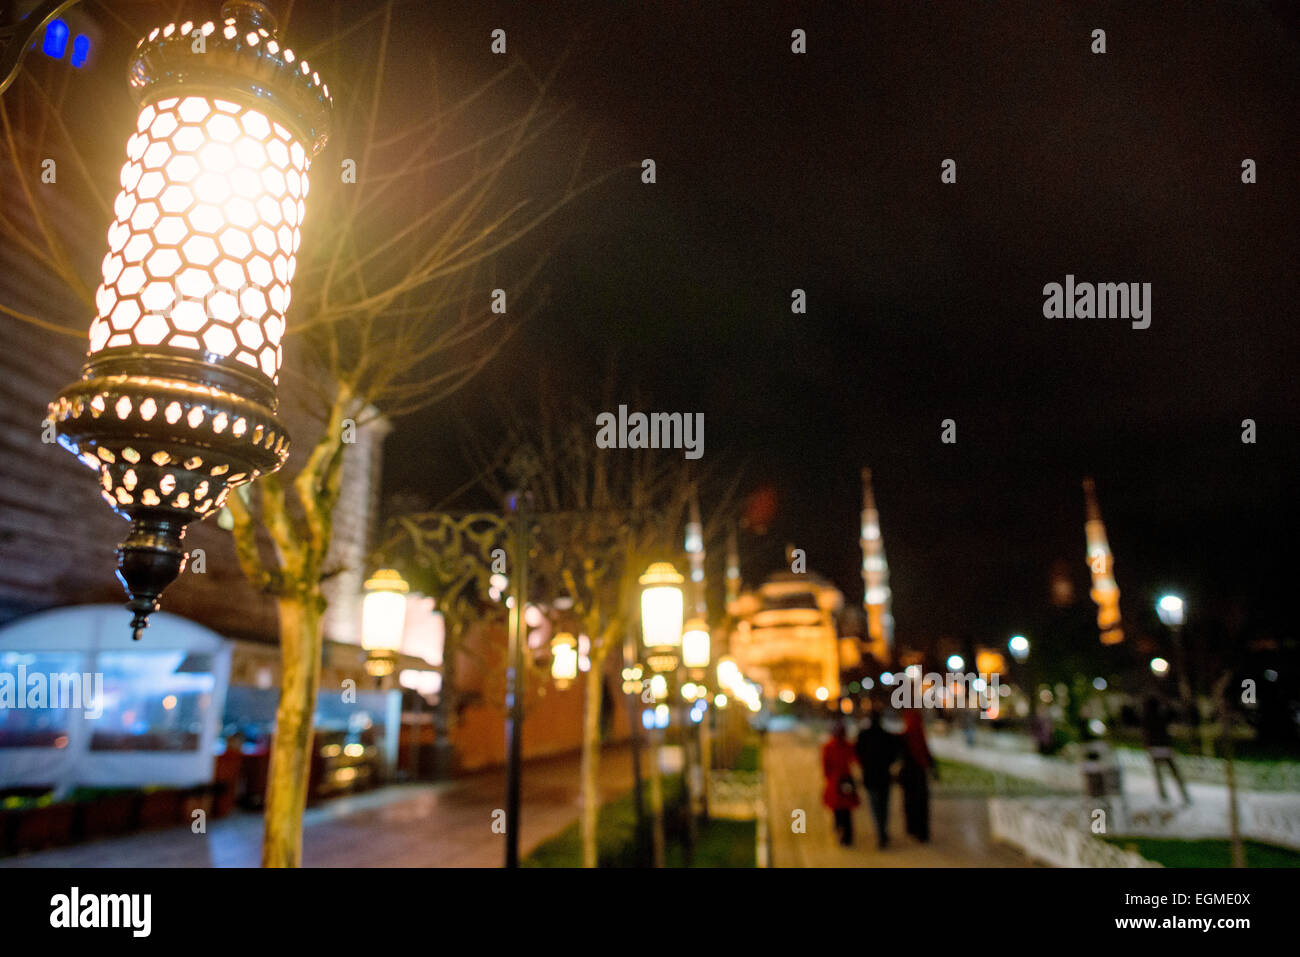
[12,803,77,852]
[0,809,14,856]
[181,787,213,827]
[79,793,139,839]
[138,789,183,830]
[213,750,247,816]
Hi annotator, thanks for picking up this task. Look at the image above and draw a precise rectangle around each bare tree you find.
[1,1,619,866]
[457,379,740,866]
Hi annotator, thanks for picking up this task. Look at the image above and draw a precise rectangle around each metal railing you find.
[989,798,1161,868]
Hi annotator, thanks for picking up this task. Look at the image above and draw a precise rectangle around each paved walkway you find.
[764,729,1033,867]
[2,744,643,868]
[929,731,1300,848]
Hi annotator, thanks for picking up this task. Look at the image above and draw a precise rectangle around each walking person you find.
[899,708,936,843]
[821,719,860,846]
[855,703,899,849]
[1142,694,1191,805]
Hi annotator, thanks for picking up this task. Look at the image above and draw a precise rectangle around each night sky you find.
[343,2,1300,652]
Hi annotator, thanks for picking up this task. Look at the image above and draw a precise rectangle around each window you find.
[88,651,216,752]
[0,651,85,748]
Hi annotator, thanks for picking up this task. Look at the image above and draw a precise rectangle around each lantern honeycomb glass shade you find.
[551,632,578,686]
[682,619,710,670]
[49,3,331,640]
[363,570,409,664]
[640,562,685,656]
[89,94,308,380]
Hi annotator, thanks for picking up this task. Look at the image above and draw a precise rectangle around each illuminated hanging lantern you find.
[48,2,331,638]
[550,631,578,689]
[362,569,409,678]
[640,562,684,673]
[682,617,711,671]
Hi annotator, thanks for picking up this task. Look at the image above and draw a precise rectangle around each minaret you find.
[685,485,707,617]
[1083,477,1123,645]
[860,468,894,663]
[725,525,741,610]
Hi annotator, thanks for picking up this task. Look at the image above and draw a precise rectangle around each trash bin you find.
[1081,741,1123,798]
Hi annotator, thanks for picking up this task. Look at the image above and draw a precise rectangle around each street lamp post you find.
[640,561,684,867]
[502,491,530,868]
[1156,593,1201,750]
[362,568,408,781]
[683,616,711,821]
[1007,634,1033,724]
[622,641,646,841]
[46,1,331,639]
[362,569,408,681]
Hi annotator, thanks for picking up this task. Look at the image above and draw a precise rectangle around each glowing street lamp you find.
[640,562,684,673]
[362,569,408,677]
[550,631,578,690]
[1155,592,1195,721]
[1008,634,1030,662]
[47,2,331,638]
[1150,656,1170,676]
[682,617,711,672]
[1156,594,1185,628]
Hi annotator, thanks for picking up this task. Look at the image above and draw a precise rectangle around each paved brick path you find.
[764,728,1034,867]
[2,744,643,868]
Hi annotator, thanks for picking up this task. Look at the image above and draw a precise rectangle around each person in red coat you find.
[821,719,860,846]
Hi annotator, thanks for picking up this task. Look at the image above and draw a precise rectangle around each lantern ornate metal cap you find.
[128,2,332,157]
[646,653,679,674]
[365,568,410,594]
[639,562,684,587]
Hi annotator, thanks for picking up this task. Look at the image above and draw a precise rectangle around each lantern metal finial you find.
[222,1,277,33]
[49,8,331,638]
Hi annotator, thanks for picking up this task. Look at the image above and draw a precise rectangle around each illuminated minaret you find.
[725,525,741,610]
[685,485,707,617]
[860,468,894,663]
[1083,477,1123,645]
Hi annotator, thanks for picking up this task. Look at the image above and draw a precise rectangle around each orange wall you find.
[452,664,632,772]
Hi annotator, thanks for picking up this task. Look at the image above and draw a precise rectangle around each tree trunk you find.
[262,591,324,867]
[579,659,603,867]
[648,731,665,868]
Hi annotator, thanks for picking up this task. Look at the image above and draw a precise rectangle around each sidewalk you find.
[1,743,642,868]
[929,732,1300,849]
[763,729,1033,867]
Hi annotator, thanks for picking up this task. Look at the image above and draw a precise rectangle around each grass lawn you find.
[731,743,761,772]
[1102,837,1300,868]
[932,758,1072,797]
[665,819,756,868]
[524,774,758,867]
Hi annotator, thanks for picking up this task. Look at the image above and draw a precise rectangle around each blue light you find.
[641,709,655,730]
[43,20,69,59]
[71,35,90,68]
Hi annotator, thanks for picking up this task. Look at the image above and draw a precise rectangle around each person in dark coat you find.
[855,704,900,849]
[899,708,935,842]
[821,719,860,846]
[1141,694,1191,805]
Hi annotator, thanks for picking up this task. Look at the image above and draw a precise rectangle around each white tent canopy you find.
[0,604,231,793]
